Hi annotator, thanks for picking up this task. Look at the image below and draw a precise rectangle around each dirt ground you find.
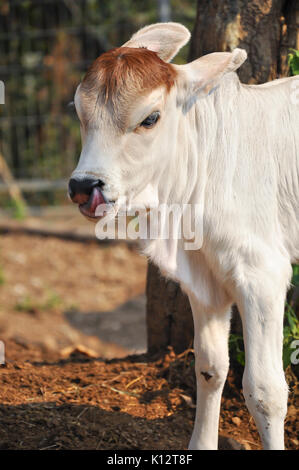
[0,232,298,450]
[0,340,298,450]
[0,231,147,356]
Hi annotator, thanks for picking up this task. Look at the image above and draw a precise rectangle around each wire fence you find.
[0,0,108,182]
[0,0,196,190]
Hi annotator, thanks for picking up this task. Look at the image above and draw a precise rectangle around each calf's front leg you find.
[238,291,289,449]
[188,293,232,450]
[235,256,291,450]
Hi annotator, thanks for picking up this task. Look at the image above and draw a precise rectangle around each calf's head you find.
[69,22,246,219]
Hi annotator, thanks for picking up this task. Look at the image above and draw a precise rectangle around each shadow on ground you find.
[0,401,245,450]
[64,295,147,353]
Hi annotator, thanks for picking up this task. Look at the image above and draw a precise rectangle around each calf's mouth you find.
[79,186,113,220]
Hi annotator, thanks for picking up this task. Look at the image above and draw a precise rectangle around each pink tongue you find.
[79,187,106,217]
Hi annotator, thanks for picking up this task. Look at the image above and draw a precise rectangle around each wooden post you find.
[146,262,193,355]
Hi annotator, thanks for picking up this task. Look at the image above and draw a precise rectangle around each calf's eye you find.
[140,111,160,128]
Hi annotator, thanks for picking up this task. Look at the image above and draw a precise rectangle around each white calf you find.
[69,23,299,449]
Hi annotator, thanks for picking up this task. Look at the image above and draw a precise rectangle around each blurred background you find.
[0,0,298,369]
[0,0,194,188]
[0,0,197,358]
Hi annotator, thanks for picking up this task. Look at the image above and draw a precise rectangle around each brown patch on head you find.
[80,47,177,129]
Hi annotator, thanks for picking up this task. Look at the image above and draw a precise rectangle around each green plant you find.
[11,198,27,220]
[292,264,299,286]
[15,295,36,313]
[0,264,5,286]
[229,333,245,367]
[42,291,62,310]
[288,49,299,76]
[15,291,63,314]
[3,197,27,220]
[283,304,299,370]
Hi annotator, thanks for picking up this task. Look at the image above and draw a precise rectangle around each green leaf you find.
[236,351,245,367]
[288,50,299,76]
[292,264,299,286]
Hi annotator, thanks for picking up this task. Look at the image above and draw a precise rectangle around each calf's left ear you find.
[122,22,190,62]
[180,48,247,98]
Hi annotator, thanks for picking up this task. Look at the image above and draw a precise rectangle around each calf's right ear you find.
[179,48,247,101]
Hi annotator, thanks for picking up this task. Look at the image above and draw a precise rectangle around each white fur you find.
[71,23,299,450]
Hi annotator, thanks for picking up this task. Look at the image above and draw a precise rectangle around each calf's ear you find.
[122,22,190,62]
[181,49,247,99]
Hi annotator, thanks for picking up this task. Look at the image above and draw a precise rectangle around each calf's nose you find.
[68,178,104,204]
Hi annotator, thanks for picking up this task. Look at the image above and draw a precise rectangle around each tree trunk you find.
[189,0,294,83]
[146,0,299,355]
[146,262,193,355]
